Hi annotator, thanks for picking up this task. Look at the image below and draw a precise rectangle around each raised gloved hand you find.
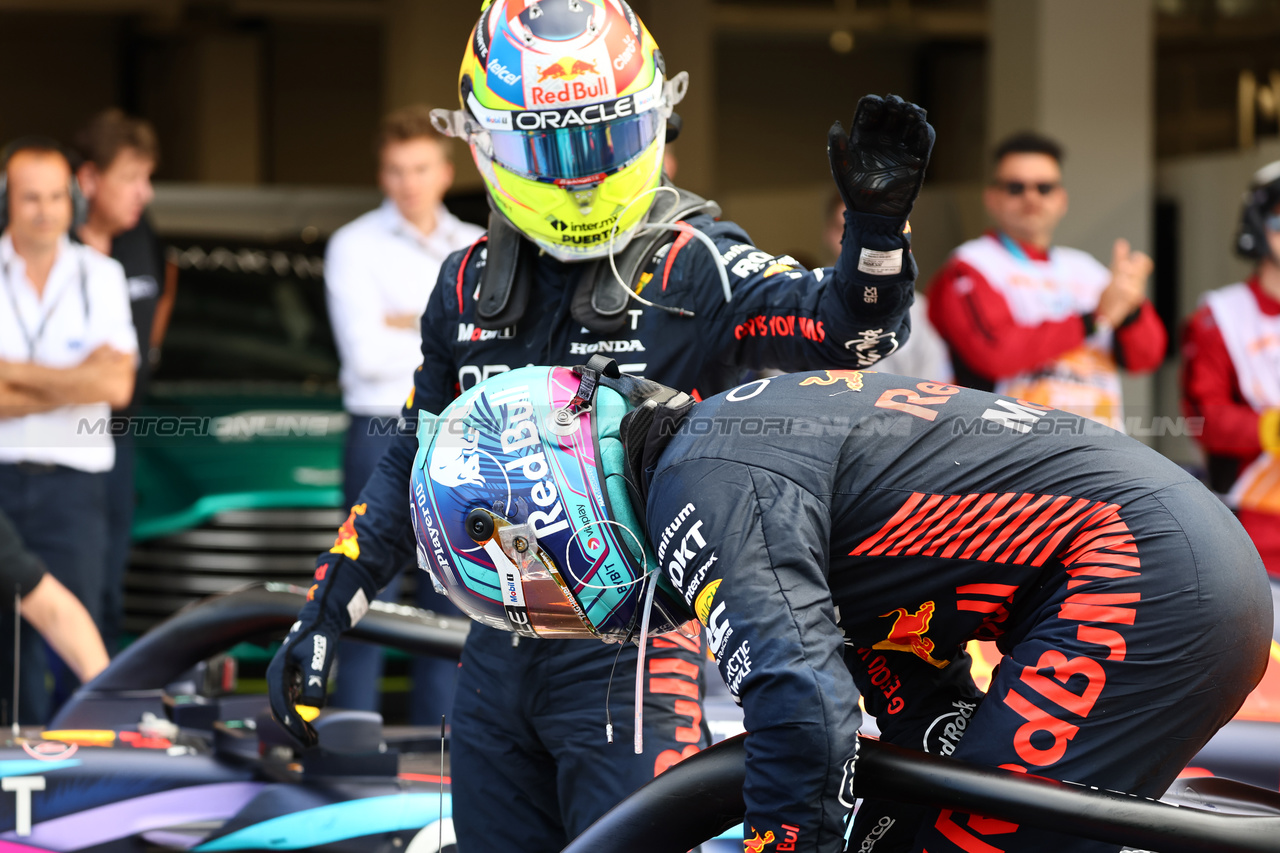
[266,552,374,747]
[828,94,935,223]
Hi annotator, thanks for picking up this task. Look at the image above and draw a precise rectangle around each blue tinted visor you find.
[488,109,663,181]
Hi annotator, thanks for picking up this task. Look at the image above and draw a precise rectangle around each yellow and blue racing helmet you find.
[431,0,687,262]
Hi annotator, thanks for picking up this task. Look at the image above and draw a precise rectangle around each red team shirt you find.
[927,232,1166,393]
[1182,276,1280,576]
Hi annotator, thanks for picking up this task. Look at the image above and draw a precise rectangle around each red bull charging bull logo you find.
[531,56,611,106]
[873,601,950,669]
[537,56,599,82]
[800,370,864,392]
[744,828,776,853]
[330,503,367,561]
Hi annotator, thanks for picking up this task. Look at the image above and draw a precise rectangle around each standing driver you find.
[268,1,934,849]
[409,358,1270,853]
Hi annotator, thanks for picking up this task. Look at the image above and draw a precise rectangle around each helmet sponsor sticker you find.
[467,71,663,131]
[430,425,485,489]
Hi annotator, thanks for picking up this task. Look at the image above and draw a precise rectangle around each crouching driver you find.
[295,356,1272,853]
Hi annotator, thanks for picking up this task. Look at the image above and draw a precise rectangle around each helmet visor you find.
[487,108,663,182]
[475,510,600,639]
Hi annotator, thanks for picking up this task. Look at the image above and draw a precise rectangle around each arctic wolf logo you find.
[430,426,484,488]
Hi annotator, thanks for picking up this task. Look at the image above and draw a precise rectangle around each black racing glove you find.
[266,552,377,747]
[828,94,935,226]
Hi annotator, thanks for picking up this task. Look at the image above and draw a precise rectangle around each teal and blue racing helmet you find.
[410,358,691,642]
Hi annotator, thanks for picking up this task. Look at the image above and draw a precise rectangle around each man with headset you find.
[1182,159,1280,592]
[0,138,136,723]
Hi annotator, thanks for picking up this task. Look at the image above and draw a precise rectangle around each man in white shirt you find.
[324,105,483,722]
[0,139,136,723]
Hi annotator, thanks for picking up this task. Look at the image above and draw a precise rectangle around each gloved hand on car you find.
[266,553,375,747]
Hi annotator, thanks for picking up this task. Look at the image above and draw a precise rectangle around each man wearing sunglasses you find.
[927,132,1166,429]
[1182,160,1280,583]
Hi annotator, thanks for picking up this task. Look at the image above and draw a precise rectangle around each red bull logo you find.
[744,828,776,853]
[537,56,598,82]
[330,503,367,560]
[532,56,610,106]
[800,370,864,392]
[873,601,950,669]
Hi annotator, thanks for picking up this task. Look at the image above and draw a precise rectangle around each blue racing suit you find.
[319,204,919,852]
[637,369,1271,853]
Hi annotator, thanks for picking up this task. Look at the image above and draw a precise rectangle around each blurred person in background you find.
[0,508,109,709]
[74,108,167,654]
[1182,160,1280,590]
[0,138,136,722]
[324,104,484,723]
[927,132,1165,428]
[825,191,951,382]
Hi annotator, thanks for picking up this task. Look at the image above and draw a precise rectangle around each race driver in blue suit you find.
[401,357,1270,853]
[267,1,934,850]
